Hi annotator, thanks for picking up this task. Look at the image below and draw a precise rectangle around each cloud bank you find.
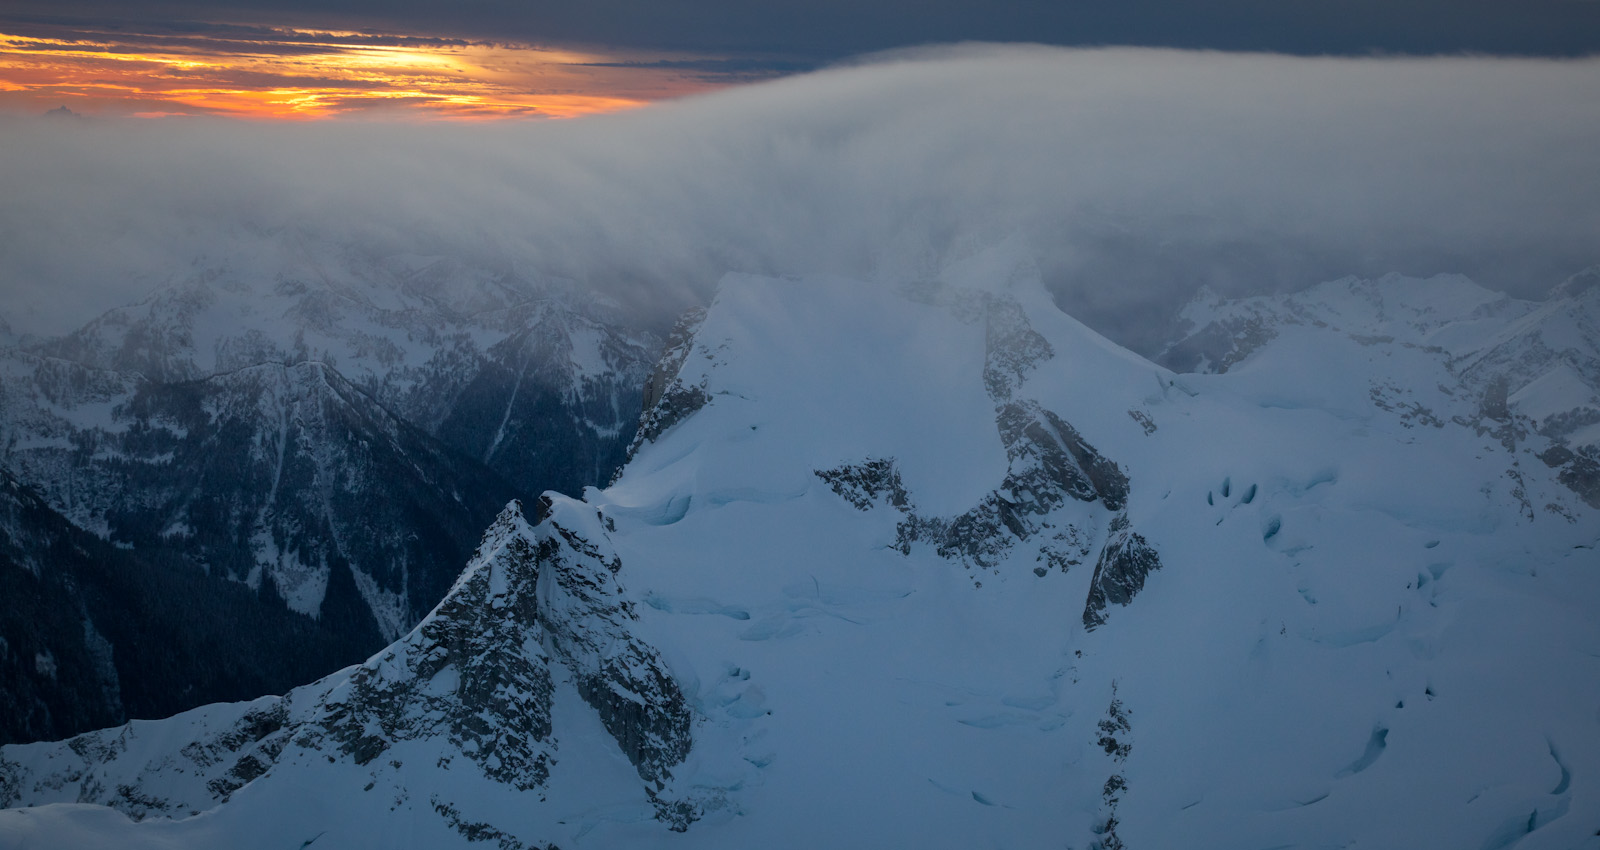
[2,45,1597,352]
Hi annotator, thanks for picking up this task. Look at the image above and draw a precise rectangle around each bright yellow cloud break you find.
[0,26,735,119]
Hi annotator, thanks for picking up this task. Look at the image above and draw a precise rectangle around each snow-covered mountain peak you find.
[606,253,1169,637]
[409,499,540,639]
[616,242,1167,519]
[5,251,1598,849]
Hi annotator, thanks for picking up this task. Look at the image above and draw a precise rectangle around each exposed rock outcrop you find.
[984,295,1054,401]
[1083,517,1163,630]
[1541,445,1600,508]
[997,401,1129,513]
[311,503,556,790]
[816,458,911,511]
[627,307,710,461]
[0,498,698,832]
[532,496,696,828]
[898,400,1133,571]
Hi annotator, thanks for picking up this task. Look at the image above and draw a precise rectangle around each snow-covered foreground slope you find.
[4,244,1597,849]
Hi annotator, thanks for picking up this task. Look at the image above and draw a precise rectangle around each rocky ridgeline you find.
[1082,518,1162,631]
[0,498,698,837]
[312,503,558,792]
[526,496,697,828]
[982,295,1055,401]
[625,307,710,465]
[321,496,699,829]
[818,291,1161,628]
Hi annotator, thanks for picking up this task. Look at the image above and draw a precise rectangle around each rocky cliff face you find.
[626,307,709,462]
[814,288,1158,624]
[1081,517,1162,630]
[311,503,558,790]
[0,467,357,747]
[530,496,697,827]
[0,498,696,838]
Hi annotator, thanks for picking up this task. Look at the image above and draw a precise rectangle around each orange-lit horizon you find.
[0,24,758,120]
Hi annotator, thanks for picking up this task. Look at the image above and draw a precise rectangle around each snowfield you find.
[3,242,1597,850]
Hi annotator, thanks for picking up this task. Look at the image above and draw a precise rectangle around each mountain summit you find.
[3,244,1597,849]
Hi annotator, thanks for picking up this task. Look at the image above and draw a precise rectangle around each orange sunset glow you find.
[0,24,747,119]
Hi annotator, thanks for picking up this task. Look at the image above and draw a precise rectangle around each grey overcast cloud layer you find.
[2,47,1598,352]
[5,0,1600,60]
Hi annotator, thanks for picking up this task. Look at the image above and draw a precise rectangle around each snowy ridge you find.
[0,498,698,845]
[3,245,1598,849]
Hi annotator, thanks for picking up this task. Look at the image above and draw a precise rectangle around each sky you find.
[0,5,1596,352]
[2,0,1599,119]
[2,46,1597,354]
[0,19,756,119]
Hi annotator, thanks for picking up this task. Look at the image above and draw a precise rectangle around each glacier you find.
[2,242,1597,849]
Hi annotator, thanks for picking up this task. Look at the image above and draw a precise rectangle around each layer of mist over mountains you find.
[1,45,1598,849]
[2,46,1597,352]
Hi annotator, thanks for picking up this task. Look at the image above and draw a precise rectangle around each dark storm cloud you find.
[1,47,1597,353]
[1,15,476,55]
[6,0,1600,58]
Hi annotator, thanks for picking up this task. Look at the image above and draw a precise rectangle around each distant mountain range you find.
[0,235,661,744]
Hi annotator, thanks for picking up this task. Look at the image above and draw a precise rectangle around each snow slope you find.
[4,243,1597,850]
